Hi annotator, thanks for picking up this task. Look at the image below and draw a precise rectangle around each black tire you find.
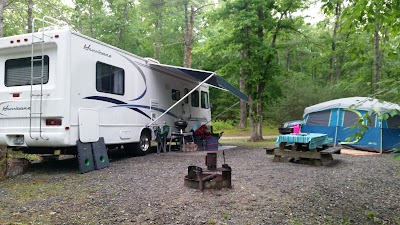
[124,130,151,157]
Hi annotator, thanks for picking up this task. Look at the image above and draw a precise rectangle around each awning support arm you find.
[205,101,240,125]
[148,72,216,127]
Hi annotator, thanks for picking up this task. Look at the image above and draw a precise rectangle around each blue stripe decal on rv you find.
[84,96,151,119]
[118,53,147,101]
[111,104,178,118]
[85,96,126,105]
[84,96,177,119]
[128,107,151,119]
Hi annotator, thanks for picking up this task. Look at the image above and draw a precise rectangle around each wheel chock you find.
[91,137,110,170]
[77,140,95,173]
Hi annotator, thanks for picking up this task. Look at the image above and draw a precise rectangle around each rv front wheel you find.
[136,132,151,156]
[124,130,151,156]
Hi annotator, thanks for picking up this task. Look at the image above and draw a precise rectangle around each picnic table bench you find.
[265,133,341,166]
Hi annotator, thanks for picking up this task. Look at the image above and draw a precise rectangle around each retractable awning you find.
[149,63,248,102]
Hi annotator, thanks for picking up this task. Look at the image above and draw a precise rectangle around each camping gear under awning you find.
[149,63,248,102]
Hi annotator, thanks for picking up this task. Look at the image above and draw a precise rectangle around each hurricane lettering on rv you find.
[118,53,147,101]
[83,44,112,58]
[0,101,30,116]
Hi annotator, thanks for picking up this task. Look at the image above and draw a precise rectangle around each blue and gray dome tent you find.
[301,97,400,153]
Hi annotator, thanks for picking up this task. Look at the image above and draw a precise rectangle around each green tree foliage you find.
[0,0,399,132]
[2,0,71,36]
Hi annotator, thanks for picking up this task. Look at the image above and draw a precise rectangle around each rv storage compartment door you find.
[78,108,100,143]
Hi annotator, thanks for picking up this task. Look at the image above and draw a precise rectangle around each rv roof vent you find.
[144,57,160,64]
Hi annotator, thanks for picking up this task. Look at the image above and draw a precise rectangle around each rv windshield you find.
[5,55,49,87]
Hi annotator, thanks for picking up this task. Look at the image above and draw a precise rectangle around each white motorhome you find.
[0,17,247,157]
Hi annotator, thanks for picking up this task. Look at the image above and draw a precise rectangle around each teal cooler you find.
[205,134,219,151]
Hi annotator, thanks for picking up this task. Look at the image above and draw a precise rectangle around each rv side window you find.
[191,90,199,107]
[172,89,180,101]
[5,55,49,87]
[184,88,189,104]
[96,62,124,95]
[201,91,209,109]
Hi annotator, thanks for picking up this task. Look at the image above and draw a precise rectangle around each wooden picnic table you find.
[265,133,341,166]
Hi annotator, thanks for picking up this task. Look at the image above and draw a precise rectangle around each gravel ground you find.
[0,147,399,225]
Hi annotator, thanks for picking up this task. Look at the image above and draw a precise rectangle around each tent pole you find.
[148,72,216,127]
[380,118,383,154]
[333,108,340,146]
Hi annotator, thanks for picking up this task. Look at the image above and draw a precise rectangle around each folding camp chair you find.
[155,125,170,153]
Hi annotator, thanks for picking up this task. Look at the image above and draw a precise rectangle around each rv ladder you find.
[29,16,67,140]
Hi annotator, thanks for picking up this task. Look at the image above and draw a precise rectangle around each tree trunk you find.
[153,1,164,61]
[238,51,247,129]
[248,7,266,141]
[255,83,264,140]
[373,21,381,93]
[336,53,343,80]
[183,1,194,68]
[0,0,5,37]
[73,0,83,33]
[254,7,265,140]
[285,49,290,71]
[183,0,189,65]
[329,2,341,84]
[153,18,163,60]
[249,95,257,141]
[378,26,389,84]
[27,0,33,33]
[89,0,93,37]
[238,77,247,129]
[118,3,128,45]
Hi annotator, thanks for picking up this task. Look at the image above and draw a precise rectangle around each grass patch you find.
[214,125,279,137]
[210,120,279,136]
[7,179,65,202]
[7,151,41,161]
[220,138,276,148]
